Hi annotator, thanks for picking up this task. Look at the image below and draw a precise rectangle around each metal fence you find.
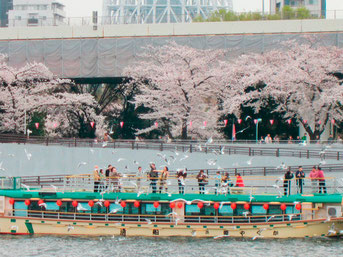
[1,134,343,161]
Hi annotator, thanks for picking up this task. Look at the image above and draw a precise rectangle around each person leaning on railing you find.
[283,170,294,196]
[159,166,169,193]
[196,170,208,194]
[317,166,327,194]
[295,166,305,194]
[148,163,159,193]
[93,165,100,192]
[309,166,318,193]
[177,169,187,194]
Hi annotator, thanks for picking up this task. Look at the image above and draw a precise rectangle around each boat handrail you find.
[11,209,303,223]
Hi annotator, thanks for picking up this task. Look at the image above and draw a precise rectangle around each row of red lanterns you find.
[9,199,301,211]
[34,118,337,131]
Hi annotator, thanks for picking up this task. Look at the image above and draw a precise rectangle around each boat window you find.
[185,205,215,216]
[185,204,200,215]
[218,205,233,215]
[235,205,246,216]
[285,206,293,214]
[268,205,282,215]
[45,202,59,211]
[252,205,267,215]
[141,203,170,215]
[14,201,27,217]
[123,203,139,215]
[109,203,123,214]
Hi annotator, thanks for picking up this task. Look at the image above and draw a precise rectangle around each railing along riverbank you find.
[1,134,343,160]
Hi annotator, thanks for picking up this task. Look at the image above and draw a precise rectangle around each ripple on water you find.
[0,235,341,257]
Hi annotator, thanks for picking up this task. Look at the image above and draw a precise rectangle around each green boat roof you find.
[1,190,342,204]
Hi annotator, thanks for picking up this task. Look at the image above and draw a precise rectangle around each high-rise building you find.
[8,0,66,27]
[0,0,13,27]
[270,0,326,17]
[102,0,233,24]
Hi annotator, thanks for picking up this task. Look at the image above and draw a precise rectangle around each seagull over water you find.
[24,149,32,160]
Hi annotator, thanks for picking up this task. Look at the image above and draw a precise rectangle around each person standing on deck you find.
[93,165,100,192]
[148,163,159,193]
[159,166,169,193]
[235,173,245,187]
[309,166,318,193]
[136,166,143,190]
[214,171,221,194]
[283,170,294,196]
[295,166,305,194]
[177,169,187,194]
[317,166,327,194]
[196,170,208,194]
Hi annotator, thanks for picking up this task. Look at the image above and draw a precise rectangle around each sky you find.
[61,0,343,18]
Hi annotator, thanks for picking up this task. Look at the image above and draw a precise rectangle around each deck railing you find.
[12,209,303,224]
[14,174,343,196]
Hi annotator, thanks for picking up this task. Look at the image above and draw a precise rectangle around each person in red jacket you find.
[235,173,245,187]
[317,166,327,194]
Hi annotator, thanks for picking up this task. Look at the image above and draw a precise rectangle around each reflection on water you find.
[0,235,341,257]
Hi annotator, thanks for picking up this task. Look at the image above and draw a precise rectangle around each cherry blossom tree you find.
[222,39,343,140]
[0,54,106,137]
[123,42,226,139]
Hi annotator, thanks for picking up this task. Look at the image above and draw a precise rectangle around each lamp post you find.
[255,118,262,143]
[262,0,265,17]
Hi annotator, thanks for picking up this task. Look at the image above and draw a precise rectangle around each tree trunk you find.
[181,120,188,139]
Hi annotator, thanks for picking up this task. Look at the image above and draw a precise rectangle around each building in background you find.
[102,0,233,24]
[8,0,65,27]
[270,0,326,17]
[0,0,13,27]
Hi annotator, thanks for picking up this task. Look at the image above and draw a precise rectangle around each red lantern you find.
[238,119,242,124]
[104,200,110,208]
[287,119,292,125]
[263,204,269,210]
[25,199,31,206]
[295,203,301,210]
[203,121,207,127]
[280,203,287,211]
[244,203,250,210]
[38,199,44,205]
[197,202,204,209]
[56,200,62,206]
[90,122,95,128]
[231,203,237,210]
[88,200,94,207]
[213,202,220,210]
[318,120,322,125]
[177,202,183,209]
[153,201,159,208]
[270,120,274,125]
[303,120,307,124]
[154,122,158,128]
[169,202,176,209]
[224,119,228,126]
[134,201,140,208]
[120,121,124,128]
[35,123,39,129]
[331,119,335,124]
[120,201,126,208]
[72,201,78,207]
[9,198,15,205]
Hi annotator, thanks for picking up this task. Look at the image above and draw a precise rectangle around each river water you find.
[0,235,341,257]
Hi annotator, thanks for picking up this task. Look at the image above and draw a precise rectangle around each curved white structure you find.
[102,0,233,24]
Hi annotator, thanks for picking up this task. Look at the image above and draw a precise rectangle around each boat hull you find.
[1,216,343,239]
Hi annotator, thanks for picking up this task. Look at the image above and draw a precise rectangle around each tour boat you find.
[0,174,342,239]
